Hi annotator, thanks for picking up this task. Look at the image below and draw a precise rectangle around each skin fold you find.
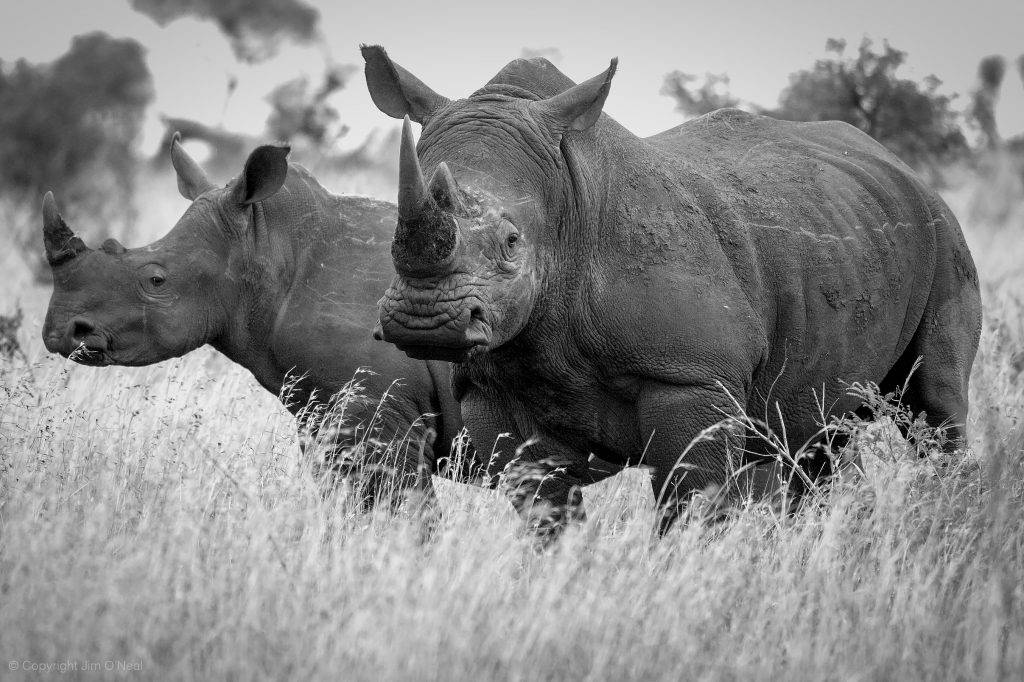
[362,46,982,537]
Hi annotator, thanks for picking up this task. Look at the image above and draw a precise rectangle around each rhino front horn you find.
[42,192,89,267]
[398,115,428,223]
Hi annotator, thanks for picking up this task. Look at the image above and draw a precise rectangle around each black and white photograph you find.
[1,0,1022,679]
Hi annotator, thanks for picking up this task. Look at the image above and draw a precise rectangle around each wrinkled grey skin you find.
[363,46,983,536]
[42,137,472,507]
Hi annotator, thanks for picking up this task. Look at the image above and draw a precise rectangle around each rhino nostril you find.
[469,304,486,323]
[71,318,95,342]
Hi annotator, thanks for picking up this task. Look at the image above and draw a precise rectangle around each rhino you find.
[362,46,983,535]
[41,135,470,507]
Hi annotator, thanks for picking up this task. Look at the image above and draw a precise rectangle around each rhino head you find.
[42,135,290,366]
[362,46,617,362]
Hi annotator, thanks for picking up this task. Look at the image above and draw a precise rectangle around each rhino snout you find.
[69,318,108,351]
[377,299,492,362]
[44,316,109,358]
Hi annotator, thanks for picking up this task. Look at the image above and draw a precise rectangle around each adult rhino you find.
[41,135,468,507]
[362,47,982,535]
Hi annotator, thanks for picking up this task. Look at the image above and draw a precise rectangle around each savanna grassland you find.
[1,158,1022,681]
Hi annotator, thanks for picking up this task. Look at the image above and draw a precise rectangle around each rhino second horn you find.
[428,162,464,213]
[398,115,428,223]
[42,192,89,267]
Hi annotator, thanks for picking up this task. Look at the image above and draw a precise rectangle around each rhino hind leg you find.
[880,278,980,456]
[885,357,970,456]
[797,403,874,480]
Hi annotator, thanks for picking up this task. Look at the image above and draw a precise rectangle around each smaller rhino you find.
[42,135,468,507]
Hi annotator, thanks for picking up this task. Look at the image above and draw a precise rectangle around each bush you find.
[768,38,968,176]
[0,32,153,238]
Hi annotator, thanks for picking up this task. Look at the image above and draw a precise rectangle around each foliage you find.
[967,55,1006,150]
[133,0,353,159]
[765,38,962,173]
[265,65,355,147]
[129,0,320,62]
[767,38,968,172]
[0,32,153,238]
[660,38,969,177]
[0,305,25,362]
[0,314,1020,679]
[660,71,741,118]
[977,55,1008,92]
[153,115,257,180]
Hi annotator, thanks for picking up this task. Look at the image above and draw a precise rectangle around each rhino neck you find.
[566,117,705,257]
[481,114,656,360]
[212,184,400,406]
[530,117,626,286]
[209,200,300,395]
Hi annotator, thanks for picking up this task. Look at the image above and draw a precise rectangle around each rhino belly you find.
[747,220,935,431]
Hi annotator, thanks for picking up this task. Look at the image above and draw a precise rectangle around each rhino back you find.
[593,109,973,421]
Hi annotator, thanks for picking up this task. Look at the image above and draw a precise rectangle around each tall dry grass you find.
[1,161,1022,680]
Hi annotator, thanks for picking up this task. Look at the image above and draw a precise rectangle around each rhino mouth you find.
[43,333,112,366]
[375,288,493,362]
[43,316,116,366]
[67,344,112,367]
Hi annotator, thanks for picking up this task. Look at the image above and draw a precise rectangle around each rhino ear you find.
[532,58,618,135]
[170,132,215,201]
[361,44,451,125]
[234,143,290,206]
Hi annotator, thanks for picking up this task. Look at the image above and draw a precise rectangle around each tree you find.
[0,32,153,214]
[661,71,740,118]
[153,115,255,177]
[129,0,320,63]
[130,0,353,157]
[768,38,967,172]
[265,64,355,146]
[966,55,1005,149]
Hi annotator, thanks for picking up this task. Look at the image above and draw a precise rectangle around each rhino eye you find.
[140,264,169,293]
[506,233,519,248]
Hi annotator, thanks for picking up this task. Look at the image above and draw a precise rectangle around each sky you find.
[1,0,1023,157]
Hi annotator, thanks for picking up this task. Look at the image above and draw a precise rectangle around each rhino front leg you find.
[462,388,587,541]
[637,380,748,534]
[500,456,586,541]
